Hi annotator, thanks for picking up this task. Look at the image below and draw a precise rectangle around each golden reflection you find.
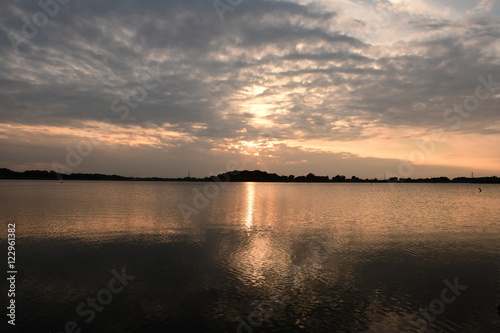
[245,182,256,231]
[231,235,290,287]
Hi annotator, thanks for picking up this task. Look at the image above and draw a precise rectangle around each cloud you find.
[468,0,497,15]
[0,0,499,176]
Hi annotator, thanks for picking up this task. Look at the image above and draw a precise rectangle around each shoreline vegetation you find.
[0,168,499,184]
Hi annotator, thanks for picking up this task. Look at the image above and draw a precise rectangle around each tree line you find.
[1,168,499,183]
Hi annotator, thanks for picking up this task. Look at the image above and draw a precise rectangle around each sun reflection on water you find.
[245,182,256,231]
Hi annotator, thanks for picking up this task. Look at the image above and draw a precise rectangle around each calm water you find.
[1,181,499,332]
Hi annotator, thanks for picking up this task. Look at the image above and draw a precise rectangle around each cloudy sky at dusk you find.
[1,0,499,178]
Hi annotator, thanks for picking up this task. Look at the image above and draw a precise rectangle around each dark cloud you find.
[409,17,454,31]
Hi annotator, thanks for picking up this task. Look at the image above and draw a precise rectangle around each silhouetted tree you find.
[332,175,346,182]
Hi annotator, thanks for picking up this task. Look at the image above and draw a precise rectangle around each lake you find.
[1,181,499,332]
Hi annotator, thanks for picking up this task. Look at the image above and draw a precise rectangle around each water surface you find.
[1,181,499,332]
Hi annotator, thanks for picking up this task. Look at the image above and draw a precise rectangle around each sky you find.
[0,0,499,178]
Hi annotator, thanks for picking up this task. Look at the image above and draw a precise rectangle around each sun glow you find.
[235,140,261,156]
[242,141,256,147]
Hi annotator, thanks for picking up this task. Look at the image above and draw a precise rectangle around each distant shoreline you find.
[1,168,499,184]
